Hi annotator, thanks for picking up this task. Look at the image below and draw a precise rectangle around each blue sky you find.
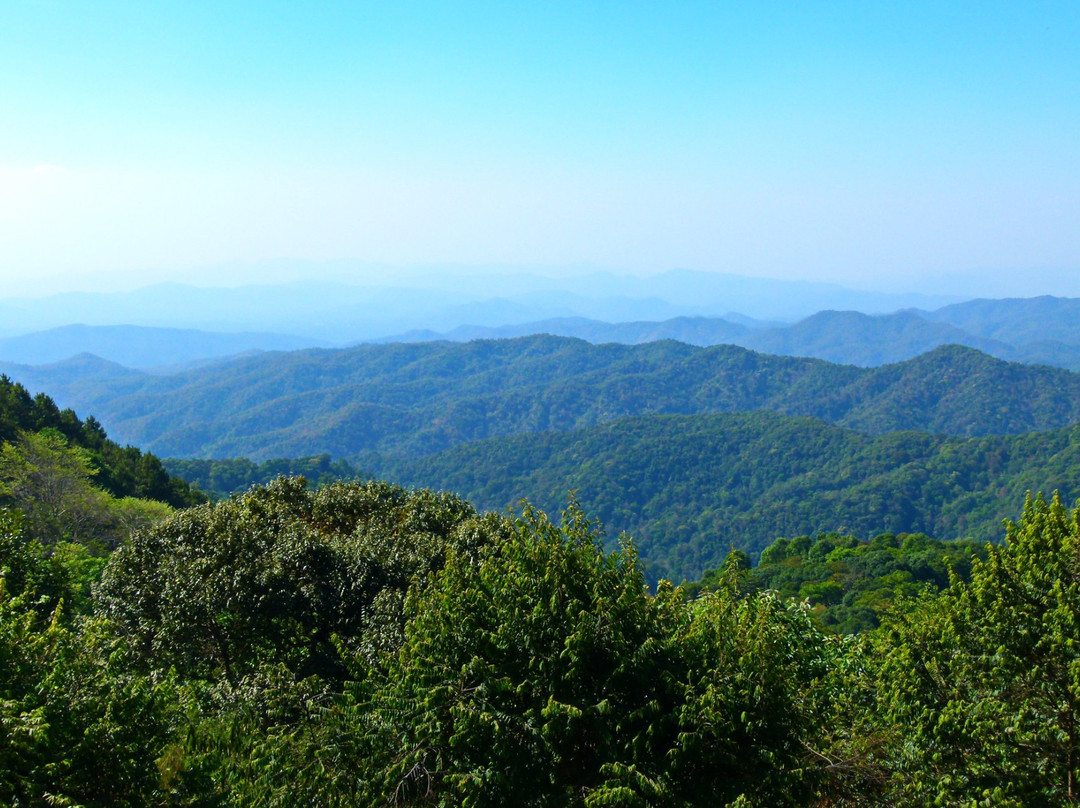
[2,1,1078,296]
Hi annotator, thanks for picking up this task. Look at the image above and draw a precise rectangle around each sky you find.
[2,1,1079,298]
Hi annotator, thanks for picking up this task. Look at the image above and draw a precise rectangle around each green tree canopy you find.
[98,476,495,686]
[320,504,848,807]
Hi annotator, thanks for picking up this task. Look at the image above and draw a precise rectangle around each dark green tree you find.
[98,476,488,685]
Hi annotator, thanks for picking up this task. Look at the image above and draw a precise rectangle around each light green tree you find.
[0,429,112,545]
[874,492,1080,806]
[0,509,179,807]
[0,429,172,550]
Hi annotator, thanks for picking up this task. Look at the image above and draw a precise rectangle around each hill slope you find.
[370,411,1080,581]
[925,295,1080,346]
[0,374,203,507]
[738,310,1012,366]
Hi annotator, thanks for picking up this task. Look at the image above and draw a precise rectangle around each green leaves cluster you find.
[260,503,845,807]
[0,509,179,807]
[98,476,486,685]
[690,529,987,633]
[1,429,174,550]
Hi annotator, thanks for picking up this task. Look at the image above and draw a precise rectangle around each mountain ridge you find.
[374,300,1080,370]
[5,338,1080,462]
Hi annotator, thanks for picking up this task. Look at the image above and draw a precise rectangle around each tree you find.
[873,492,1080,805]
[97,476,488,686]
[0,429,178,551]
[0,430,114,547]
[0,510,178,807]
[335,503,846,807]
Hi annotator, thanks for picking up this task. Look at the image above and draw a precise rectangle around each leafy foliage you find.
[251,503,848,807]
[6,472,1079,806]
[97,476,492,685]
[869,493,1080,805]
[0,429,171,550]
[688,530,988,633]
[0,510,179,807]
[10,355,1080,805]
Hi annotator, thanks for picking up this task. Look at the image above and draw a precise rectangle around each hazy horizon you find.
[2,259,1077,304]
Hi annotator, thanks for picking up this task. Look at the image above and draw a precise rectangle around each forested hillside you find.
[165,453,361,497]
[372,412,1080,580]
[6,375,1080,805]
[687,531,989,634]
[166,410,1080,583]
[1,375,203,509]
[7,337,1080,460]
[925,295,1080,345]
[1,375,205,557]
[740,309,1011,365]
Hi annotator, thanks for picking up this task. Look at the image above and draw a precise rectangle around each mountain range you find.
[4,294,1080,372]
[0,269,957,342]
[5,336,1080,463]
[4,276,1080,584]
[381,297,1080,370]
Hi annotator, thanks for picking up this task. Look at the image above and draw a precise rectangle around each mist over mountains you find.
[0,268,957,343]
[0,325,322,371]
[4,290,1080,372]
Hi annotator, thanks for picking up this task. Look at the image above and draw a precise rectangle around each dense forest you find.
[687,530,989,634]
[372,411,1080,580]
[8,337,1080,461]
[165,453,363,499]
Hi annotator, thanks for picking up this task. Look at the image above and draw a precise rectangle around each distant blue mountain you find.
[0,324,324,369]
[374,303,1080,371]
[0,269,963,343]
[922,295,1080,346]
[377,316,758,347]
